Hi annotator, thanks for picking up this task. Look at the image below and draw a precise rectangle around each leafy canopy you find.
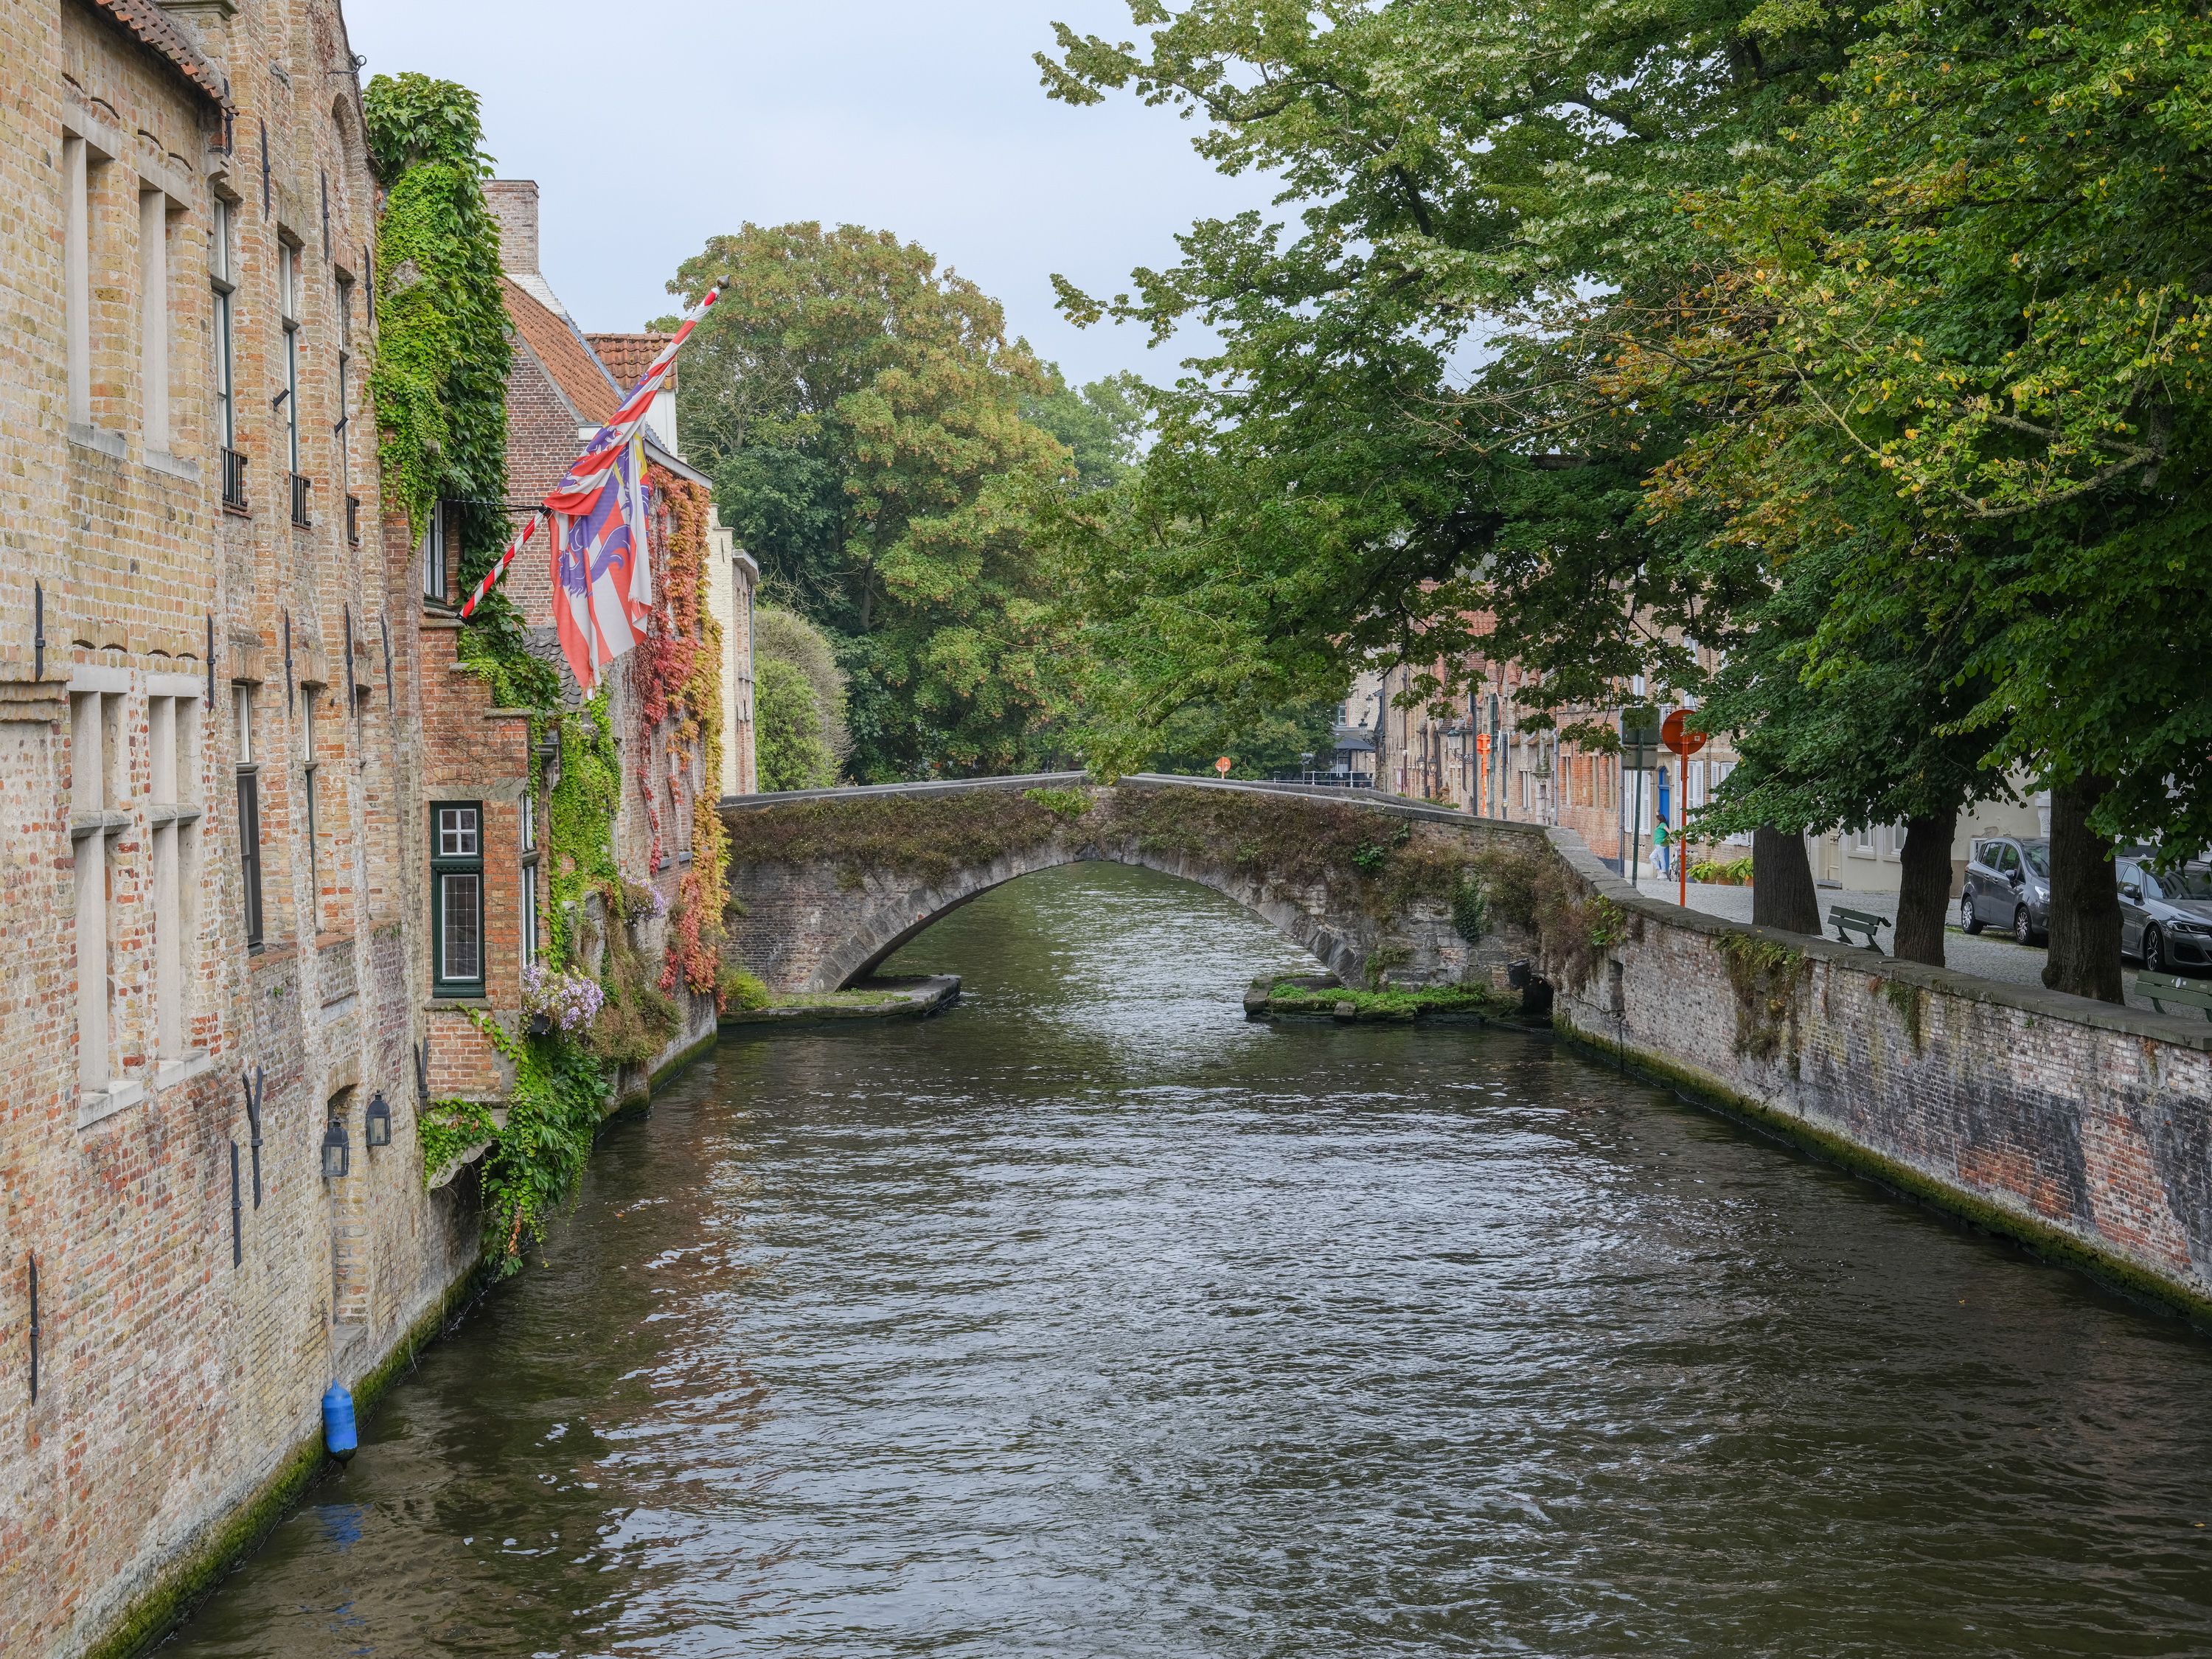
[666,223,1077,780]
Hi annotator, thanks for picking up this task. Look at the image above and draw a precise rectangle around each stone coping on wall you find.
[1540,824,2212,1054]
[720,770,2205,1052]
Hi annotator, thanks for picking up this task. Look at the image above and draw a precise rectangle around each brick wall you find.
[0,7,480,1658]
[1541,828,2212,1313]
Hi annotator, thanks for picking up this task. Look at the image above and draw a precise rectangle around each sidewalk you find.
[1645,880,2174,1017]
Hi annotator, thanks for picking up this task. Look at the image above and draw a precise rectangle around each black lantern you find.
[364,1091,392,1150]
[320,1116,351,1180]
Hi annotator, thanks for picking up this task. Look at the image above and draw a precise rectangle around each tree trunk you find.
[1893,809,1957,967]
[2042,775,2124,1004]
[1752,824,1819,933]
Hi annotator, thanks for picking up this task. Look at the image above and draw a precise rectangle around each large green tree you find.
[1652,0,2212,997]
[666,224,1077,780]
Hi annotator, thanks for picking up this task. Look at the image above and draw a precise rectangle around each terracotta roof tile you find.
[586,333,677,394]
[502,276,621,426]
[86,0,227,109]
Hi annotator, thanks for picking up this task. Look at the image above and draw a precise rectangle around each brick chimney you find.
[484,179,540,275]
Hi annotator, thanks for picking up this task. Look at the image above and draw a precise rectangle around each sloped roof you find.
[87,1,227,109]
[501,275,622,426]
[586,333,677,394]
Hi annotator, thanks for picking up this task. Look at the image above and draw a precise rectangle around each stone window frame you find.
[233,683,264,951]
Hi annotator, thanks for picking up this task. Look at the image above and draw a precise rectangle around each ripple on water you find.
[161,862,2212,1659]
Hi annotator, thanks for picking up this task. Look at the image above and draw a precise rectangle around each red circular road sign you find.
[1216,757,1233,775]
[1661,709,1708,757]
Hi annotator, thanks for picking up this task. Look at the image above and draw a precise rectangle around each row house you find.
[404,178,757,1107]
[1364,644,1745,880]
[0,4,484,1656]
[1370,637,2043,897]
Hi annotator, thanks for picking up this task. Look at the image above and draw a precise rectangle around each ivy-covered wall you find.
[368,75,729,1271]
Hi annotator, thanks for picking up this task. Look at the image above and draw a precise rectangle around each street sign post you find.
[1620,707,1660,884]
[1660,711,1708,907]
[1215,757,1232,776]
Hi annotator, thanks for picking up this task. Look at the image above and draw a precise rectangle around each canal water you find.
[164,863,2212,1657]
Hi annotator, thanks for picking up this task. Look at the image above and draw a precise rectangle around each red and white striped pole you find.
[458,512,542,620]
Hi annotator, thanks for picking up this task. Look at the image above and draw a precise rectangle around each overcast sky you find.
[344,0,1274,389]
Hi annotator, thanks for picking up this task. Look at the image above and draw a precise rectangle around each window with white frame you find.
[211,196,235,453]
[431,804,484,994]
[519,796,540,971]
[419,500,448,605]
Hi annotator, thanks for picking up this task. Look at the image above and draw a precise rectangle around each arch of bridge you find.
[721,775,1543,996]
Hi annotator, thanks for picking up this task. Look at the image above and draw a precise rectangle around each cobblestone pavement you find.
[1655,880,2178,1017]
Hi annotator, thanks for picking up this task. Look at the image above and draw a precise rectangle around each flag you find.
[554,438,652,692]
[543,286,718,518]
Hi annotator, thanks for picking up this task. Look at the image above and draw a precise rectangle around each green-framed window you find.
[431,801,484,996]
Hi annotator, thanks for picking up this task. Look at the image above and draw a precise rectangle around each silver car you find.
[1959,837,2051,946]
[2117,858,2212,975]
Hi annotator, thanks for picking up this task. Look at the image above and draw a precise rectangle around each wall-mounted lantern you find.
[364,1091,392,1150]
[320,1117,351,1181]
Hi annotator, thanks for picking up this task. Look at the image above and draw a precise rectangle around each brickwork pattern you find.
[0,9,478,1658]
[1539,831,2212,1310]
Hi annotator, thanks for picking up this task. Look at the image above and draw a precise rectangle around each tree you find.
[1023,369,1147,492]
[1667,0,2212,998]
[665,224,1077,780]
[755,658,838,792]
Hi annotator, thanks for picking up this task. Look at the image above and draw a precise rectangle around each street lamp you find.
[364,1091,392,1150]
[320,1116,350,1181]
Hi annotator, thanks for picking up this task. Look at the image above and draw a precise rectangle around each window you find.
[211,198,239,493]
[148,695,201,1064]
[431,804,484,995]
[519,796,540,969]
[139,188,173,453]
[234,686,263,950]
[64,137,93,427]
[419,500,448,605]
[279,241,305,520]
[335,273,353,484]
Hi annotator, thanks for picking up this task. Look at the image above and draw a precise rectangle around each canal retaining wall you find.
[1541,827,2212,1320]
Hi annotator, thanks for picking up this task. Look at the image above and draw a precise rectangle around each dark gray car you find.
[1959,836,2050,945]
[2116,858,2212,975]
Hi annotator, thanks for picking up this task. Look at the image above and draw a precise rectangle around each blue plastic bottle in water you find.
[322,1380,358,1464]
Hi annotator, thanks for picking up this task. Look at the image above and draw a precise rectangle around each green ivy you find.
[363,73,526,659]
[545,698,621,966]
[461,1010,610,1272]
[417,1097,498,1188]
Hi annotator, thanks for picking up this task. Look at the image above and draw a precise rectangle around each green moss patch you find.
[1263,981,1510,1023]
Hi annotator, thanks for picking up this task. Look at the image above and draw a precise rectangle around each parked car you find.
[1959,837,2051,945]
[2116,858,2212,975]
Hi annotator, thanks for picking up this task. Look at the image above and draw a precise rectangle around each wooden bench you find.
[1828,906,1891,953]
[2137,972,2212,1021]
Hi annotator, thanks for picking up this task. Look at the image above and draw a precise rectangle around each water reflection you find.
[164,862,2212,1658]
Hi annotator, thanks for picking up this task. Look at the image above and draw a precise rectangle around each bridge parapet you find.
[719,776,1548,994]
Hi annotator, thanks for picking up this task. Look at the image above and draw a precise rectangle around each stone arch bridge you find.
[719,773,1549,995]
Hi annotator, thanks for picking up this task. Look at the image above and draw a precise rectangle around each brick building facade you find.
[0,4,482,1656]
[396,178,757,1106]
